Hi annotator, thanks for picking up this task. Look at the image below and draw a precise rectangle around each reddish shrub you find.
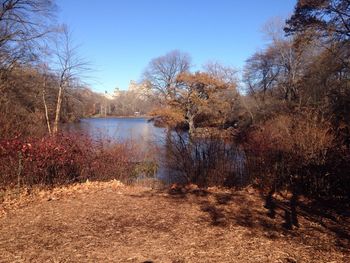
[0,133,147,188]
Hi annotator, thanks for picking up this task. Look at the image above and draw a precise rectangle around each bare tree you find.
[52,26,88,134]
[203,62,246,126]
[203,61,238,87]
[285,0,350,73]
[0,0,55,75]
[243,48,280,101]
[38,64,52,135]
[264,18,307,101]
[143,50,191,102]
[285,0,350,41]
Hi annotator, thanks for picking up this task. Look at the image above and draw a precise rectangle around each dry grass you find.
[0,181,349,263]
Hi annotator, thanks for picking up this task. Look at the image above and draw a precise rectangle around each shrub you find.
[0,133,150,188]
[163,132,246,187]
[243,111,350,200]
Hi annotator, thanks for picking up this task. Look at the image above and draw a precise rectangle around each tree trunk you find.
[188,114,196,136]
[53,83,63,134]
[42,83,52,135]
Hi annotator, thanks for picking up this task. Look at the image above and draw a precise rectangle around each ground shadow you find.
[162,185,350,250]
[123,185,350,251]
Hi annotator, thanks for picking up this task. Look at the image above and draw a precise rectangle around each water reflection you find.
[66,117,166,147]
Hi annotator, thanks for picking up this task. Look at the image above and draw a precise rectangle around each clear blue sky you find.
[56,0,296,93]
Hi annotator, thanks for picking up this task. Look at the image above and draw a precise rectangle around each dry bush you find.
[163,132,246,187]
[0,133,153,188]
[88,139,153,183]
[243,111,346,199]
[0,100,47,139]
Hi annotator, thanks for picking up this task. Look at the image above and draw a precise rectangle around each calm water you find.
[66,117,170,182]
[66,117,166,146]
[66,117,246,185]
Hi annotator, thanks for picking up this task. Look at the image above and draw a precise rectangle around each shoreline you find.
[84,115,152,120]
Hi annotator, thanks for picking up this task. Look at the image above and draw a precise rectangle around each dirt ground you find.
[0,181,349,263]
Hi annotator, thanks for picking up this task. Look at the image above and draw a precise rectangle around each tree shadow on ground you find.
[163,186,350,250]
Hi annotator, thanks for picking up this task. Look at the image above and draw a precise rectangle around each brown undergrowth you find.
[0,181,349,262]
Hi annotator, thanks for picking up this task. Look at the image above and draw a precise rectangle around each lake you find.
[66,117,172,182]
[66,117,246,185]
[66,117,166,145]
